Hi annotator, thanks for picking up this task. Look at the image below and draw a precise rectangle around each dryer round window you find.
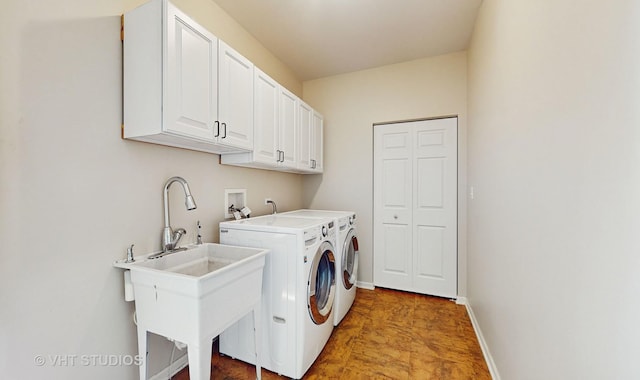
[342,230,359,290]
[308,241,336,325]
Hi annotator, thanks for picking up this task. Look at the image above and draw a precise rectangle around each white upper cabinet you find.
[311,110,324,173]
[124,0,322,172]
[297,101,313,170]
[217,40,254,151]
[251,68,280,165]
[123,0,253,154]
[297,101,323,173]
[222,69,299,169]
[164,1,217,141]
[221,68,322,173]
[278,85,298,169]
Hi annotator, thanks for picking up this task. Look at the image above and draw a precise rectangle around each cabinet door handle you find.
[214,121,220,137]
[221,123,227,138]
[311,159,316,169]
[280,150,284,162]
[276,150,281,162]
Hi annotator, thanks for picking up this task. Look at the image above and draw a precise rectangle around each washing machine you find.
[218,215,336,379]
[280,210,359,326]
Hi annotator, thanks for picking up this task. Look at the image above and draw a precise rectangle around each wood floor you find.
[173,287,490,379]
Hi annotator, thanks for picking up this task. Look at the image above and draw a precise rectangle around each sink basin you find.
[115,244,266,297]
[114,243,267,380]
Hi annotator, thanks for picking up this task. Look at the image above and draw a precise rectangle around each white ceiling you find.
[212,0,483,81]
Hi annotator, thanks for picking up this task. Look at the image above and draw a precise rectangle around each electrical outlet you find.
[264,198,272,205]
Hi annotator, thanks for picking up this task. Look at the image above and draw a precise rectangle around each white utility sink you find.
[114,243,267,380]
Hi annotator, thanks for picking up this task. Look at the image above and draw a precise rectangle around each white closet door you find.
[373,124,413,290]
[374,118,457,298]
[412,118,458,298]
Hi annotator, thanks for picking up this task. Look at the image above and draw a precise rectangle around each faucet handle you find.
[125,244,135,263]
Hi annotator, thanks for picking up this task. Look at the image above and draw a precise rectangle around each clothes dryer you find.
[280,210,359,325]
[218,215,336,379]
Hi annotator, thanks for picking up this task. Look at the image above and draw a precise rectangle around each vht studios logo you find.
[34,354,143,367]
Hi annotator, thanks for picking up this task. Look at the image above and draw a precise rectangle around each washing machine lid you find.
[220,214,324,232]
[281,209,354,219]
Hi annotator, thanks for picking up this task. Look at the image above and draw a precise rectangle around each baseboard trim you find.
[356,281,375,290]
[455,296,467,305]
[149,352,188,380]
[456,297,501,380]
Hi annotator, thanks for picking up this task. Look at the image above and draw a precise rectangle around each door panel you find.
[376,224,411,289]
[415,225,445,278]
[417,157,444,208]
[383,224,411,274]
[382,159,409,207]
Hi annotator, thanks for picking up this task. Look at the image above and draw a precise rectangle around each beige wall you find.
[0,1,302,378]
[302,51,468,293]
[467,0,640,378]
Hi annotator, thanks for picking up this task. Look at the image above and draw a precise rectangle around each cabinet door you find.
[164,2,218,141]
[297,101,313,170]
[311,111,323,172]
[218,40,253,150]
[253,68,279,164]
[279,86,298,168]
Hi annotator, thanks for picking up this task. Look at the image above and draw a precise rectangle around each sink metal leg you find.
[187,340,212,380]
[253,303,262,380]
[137,328,148,380]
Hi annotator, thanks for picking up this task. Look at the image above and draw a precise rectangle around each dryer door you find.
[308,241,336,325]
[342,229,359,290]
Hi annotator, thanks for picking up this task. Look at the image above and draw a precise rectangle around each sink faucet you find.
[266,200,277,214]
[162,176,197,252]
